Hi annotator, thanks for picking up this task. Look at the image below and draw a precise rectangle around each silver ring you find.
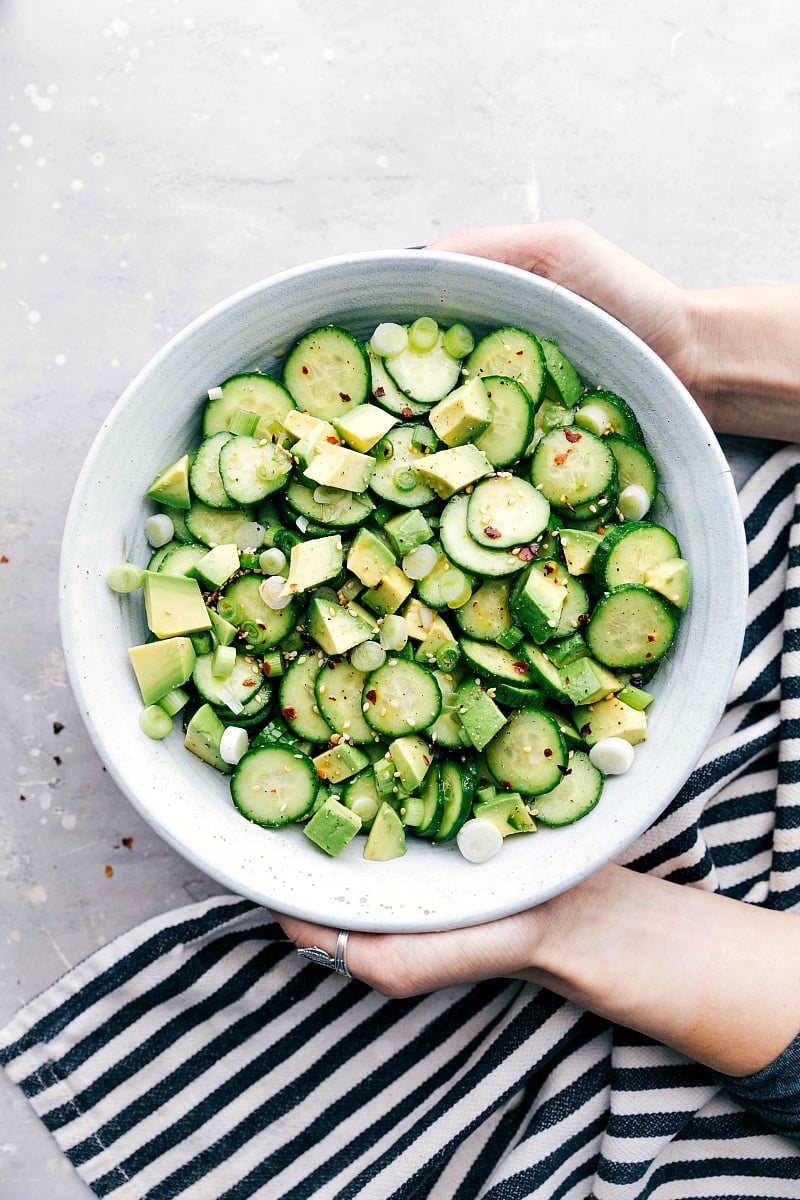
[296,929,351,978]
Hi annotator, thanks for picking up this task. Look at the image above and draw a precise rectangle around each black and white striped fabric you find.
[4,446,800,1199]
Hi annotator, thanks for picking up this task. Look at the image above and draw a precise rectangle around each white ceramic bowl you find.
[60,250,747,931]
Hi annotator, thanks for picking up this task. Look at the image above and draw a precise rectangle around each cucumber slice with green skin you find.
[314,657,375,744]
[218,435,292,505]
[530,427,618,511]
[383,330,462,405]
[459,638,538,687]
[519,641,572,704]
[192,651,266,709]
[433,759,476,843]
[231,744,319,827]
[362,659,442,736]
[540,339,583,409]
[454,577,515,642]
[159,504,193,544]
[466,476,550,550]
[530,560,590,640]
[574,389,644,443]
[282,326,371,421]
[282,479,375,529]
[184,500,253,548]
[413,763,443,838]
[156,542,208,577]
[490,679,547,708]
[473,376,535,468]
[369,424,438,509]
[369,350,431,417]
[341,769,382,829]
[586,584,678,670]
[606,434,659,505]
[532,750,602,826]
[203,373,296,442]
[190,431,237,510]
[278,651,335,742]
[439,494,529,578]
[219,574,297,648]
[215,680,273,728]
[464,327,546,408]
[484,707,567,796]
[594,522,681,589]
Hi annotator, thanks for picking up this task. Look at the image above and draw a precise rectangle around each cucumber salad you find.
[108,315,691,865]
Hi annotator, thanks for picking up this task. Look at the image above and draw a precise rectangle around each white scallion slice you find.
[456,818,503,863]
[589,737,636,775]
[220,726,250,766]
[144,513,174,548]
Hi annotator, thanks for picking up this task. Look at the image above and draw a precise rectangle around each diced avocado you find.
[333,403,398,452]
[361,564,414,615]
[283,533,343,596]
[207,605,238,647]
[414,614,458,666]
[283,409,338,445]
[644,556,691,611]
[473,790,535,836]
[303,443,375,493]
[142,571,212,639]
[402,596,435,641]
[573,695,648,746]
[559,528,603,575]
[363,801,407,861]
[428,377,492,446]
[129,636,197,705]
[510,565,568,644]
[304,795,362,856]
[558,656,622,705]
[347,527,396,588]
[416,444,493,499]
[184,702,232,773]
[388,734,433,792]
[545,631,588,667]
[190,543,241,590]
[312,742,371,785]
[306,595,374,655]
[146,454,191,510]
[382,508,434,556]
[454,678,507,751]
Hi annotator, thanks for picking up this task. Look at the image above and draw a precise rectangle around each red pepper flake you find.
[0,554,8,564]
[243,678,259,689]
[483,526,502,540]
[579,723,592,738]
[339,392,352,403]
[374,386,386,398]
[365,689,377,703]
[543,747,553,757]
[281,706,298,720]
[301,364,309,375]
[564,429,582,443]
[401,406,413,419]
[647,633,657,642]
[326,436,339,444]
[517,545,536,562]
[515,349,525,356]
[512,661,529,675]
[554,450,572,466]
[577,612,590,628]
[105,865,114,878]
[558,764,572,776]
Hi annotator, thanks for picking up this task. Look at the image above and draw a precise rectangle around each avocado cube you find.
[129,635,197,705]
[190,543,241,589]
[312,743,371,785]
[304,795,362,856]
[363,801,406,862]
[347,527,396,588]
[388,734,432,792]
[414,614,458,666]
[559,528,603,575]
[428,377,492,447]
[362,565,414,615]
[546,631,588,667]
[558,657,622,705]
[333,403,398,452]
[573,695,648,746]
[306,596,374,656]
[510,566,568,644]
[416,444,493,499]
[303,444,375,493]
[454,678,507,751]
[207,605,238,647]
[146,454,191,510]
[184,702,232,773]
[283,534,343,596]
[383,509,434,556]
[283,410,337,445]
[473,791,535,836]
[143,571,212,639]
[644,557,691,611]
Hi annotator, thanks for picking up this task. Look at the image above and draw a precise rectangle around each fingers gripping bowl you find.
[60,250,747,931]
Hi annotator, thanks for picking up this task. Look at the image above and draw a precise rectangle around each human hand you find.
[429,220,703,404]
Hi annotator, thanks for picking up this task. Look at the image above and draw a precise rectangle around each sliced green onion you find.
[239,618,272,649]
[106,562,145,593]
[349,794,379,823]
[158,687,190,716]
[259,547,287,574]
[443,322,475,359]
[411,424,437,452]
[190,631,212,656]
[261,650,284,677]
[144,513,174,548]
[350,640,386,672]
[216,596,243,625]
[211,644,237,679]
[379,614,408,652]
[402,543,438,580]
[408,316,439,352]
[220,725,249,765]
[258,576,292,610]
[239,551,261,571]
[370,322,408,357]
[393,468,418,492]
[401,796,426,827]
[234,521,267,551]
[138,704,173,740]
[228,407,260,436]
[436,644,461,671]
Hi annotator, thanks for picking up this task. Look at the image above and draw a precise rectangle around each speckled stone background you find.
[2,2,798,1193]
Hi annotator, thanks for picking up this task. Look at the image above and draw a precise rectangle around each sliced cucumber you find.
[282,326,371,421]
[362,659,442,736]
[314,657,375,744]
[574,389,643,442]
[530,427,617,511]
[278,651,335,742]
[383,329,462,404]
[594,522,681,590]
[203,373,296,442]
[193,650,267,709]
[414,545,474,611]
[218,435,292,505]
[586,585,678,669]
[466,476,550,550]
[433,759,476,843]
[606,434,659,505]
[219,574,297,648]
[156,542,209,577]
[540,339,583,409]
[369,424,437,509]
[484,707,567,796]
[464,327,546,407]
[532,750,602,826]
[439,494,528,578]
[459,638,538,687]
[283,478,375,529]
[474,376,535,468]
[189,431,237,510]
[454,577,515,642]
[231,744,319,827]
[369,349,430,417]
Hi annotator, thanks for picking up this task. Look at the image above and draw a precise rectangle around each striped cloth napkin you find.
[3,446,800,1200]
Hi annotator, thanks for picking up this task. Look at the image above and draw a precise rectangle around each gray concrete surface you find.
[1,2,798,1194]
